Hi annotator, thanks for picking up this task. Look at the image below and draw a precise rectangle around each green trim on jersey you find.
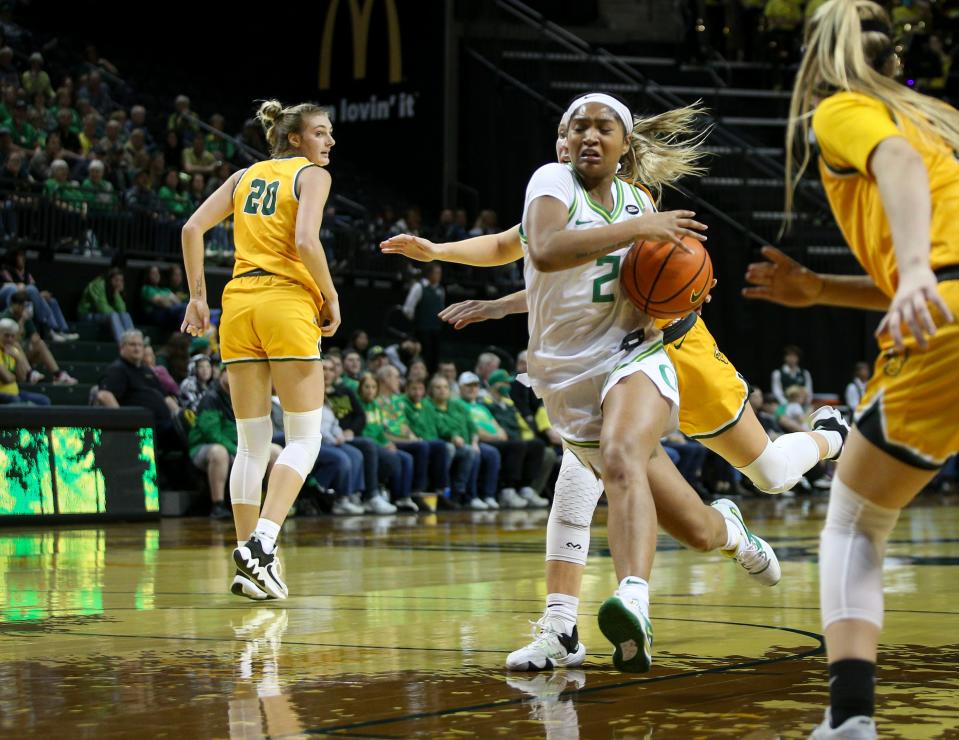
[567,188,579,222]
[563,436,600,449]
[627,182,650,213]
[607,340,665,376]
[578,176,625,224]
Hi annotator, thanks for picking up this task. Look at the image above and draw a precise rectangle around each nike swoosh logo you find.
[672,335,687,350]
[575,219,592,225]
[690,286,705,303]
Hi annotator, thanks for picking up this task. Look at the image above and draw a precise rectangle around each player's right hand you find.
[379,233,438,262]
[439,299,507,330]
[181,298,210,336]
[320,297,341,337]
[742,245,823,307]
[634,210,707,249]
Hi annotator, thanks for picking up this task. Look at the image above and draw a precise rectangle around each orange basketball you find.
[620,235,713,319]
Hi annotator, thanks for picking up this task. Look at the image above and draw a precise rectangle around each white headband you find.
[560,93,633,134]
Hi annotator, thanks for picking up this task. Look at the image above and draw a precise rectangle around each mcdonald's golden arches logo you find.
[319,0,402,90]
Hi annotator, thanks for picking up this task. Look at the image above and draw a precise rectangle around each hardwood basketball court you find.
[1,497,957,738]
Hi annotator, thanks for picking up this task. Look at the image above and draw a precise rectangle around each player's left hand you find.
[877,266,954,351]
[320,297,341,337]
[439,299,507,330]
[379,234,439,262]
[181,298,210,337]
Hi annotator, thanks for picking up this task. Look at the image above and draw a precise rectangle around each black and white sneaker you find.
[505,614,586,671]
[233,535,288,600]
[810,406,851,460]
[230,569,271,601]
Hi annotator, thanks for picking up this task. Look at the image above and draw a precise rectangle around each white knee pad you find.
[276,408,324,481]
[736,434,820,494]
[230,415,274,506]
[546,450,604,566]
[820,476,899,630]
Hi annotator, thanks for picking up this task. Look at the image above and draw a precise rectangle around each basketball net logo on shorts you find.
[881,347,909,377]
[712,343,730,365]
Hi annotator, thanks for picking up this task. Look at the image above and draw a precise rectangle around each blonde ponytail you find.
[256,99,283,149]
[255,99,332,157]
[619,102,711,204]
[785,0,959,229]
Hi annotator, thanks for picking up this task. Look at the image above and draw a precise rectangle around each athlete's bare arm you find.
[526,196,706,273]
[870,137,953,350]
[743,245,890,312]
[380,225,523,267]
[180,170,242,335]
[295,167,340,337]
[439,289,529,329]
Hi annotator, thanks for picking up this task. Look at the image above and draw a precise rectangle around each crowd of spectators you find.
[690,0,959,99]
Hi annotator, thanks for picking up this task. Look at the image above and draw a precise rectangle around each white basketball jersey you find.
[520,163,657,395]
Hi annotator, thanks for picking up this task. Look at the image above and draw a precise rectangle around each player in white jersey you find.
[383,98,786,673]
[519,92,708,672]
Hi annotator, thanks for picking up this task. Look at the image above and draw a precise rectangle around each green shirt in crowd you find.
[81,178,117,210]
[78,275,127,316]
[378,393,411,439]
[10,119,38,150]
[464,399,500,438]
[141,284,176,314]
[483,395,524,440]
[45,178,85,204]
[432,397,477,442]
[402,396,440,440]
[157,185,192,216]
[339,375,359,393]
[359,398,389,446]
[187,384,237,459]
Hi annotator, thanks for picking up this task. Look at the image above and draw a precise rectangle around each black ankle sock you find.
[829,659,875,728]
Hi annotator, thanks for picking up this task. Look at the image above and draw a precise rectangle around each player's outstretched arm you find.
[380,225,524,267]
[743,245,890,311]
[439,290,529,330]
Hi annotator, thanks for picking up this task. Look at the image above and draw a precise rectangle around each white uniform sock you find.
[818,430,844,459]
[617,576,650,615]
[723,518,742,552]
[253,518,281,554]
[545,593,579,636]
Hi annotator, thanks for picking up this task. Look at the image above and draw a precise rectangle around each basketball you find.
[620,235,713,319]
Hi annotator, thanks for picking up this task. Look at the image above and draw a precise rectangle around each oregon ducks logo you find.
[659,363,678,392]
[881,347,909,377]
[319,0,402,90]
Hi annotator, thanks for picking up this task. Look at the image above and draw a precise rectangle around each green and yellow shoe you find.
[712,498,782,587]
[597,594,653,673]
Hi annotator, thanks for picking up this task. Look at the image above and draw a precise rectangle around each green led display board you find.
[0,409,159,521]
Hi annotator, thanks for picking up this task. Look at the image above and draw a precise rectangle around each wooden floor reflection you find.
[1,496,958,738]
